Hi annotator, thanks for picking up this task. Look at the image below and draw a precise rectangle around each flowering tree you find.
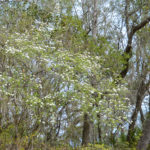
[1,0,150,149]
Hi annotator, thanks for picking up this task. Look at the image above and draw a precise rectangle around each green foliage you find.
[81,144,111,150]
[0,0,141,149]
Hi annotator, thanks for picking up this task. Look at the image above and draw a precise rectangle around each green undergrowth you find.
[48,144,136,150]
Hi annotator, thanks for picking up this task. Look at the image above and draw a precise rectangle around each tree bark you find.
[82,113,91,145]
[137,88,150,149]
[92,0,98,38]
[127,80,149,146]
[140,107,145,125]
[137,115,150,150]
[98,123,102,143]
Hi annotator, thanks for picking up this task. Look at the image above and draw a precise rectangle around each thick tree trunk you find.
[137,115,150,150]
[82,113,91,145]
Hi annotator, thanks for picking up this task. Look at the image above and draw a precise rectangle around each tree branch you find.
[132,16,150,34]
[120,16,150,78]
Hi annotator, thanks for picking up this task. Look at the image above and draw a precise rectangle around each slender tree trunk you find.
[140,107,145,125]
[82,113,91,145]
[97,114,102,143]
[81,0,98,145]
[98,123,102,143]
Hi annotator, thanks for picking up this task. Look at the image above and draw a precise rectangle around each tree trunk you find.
[140,107,145,125]
[82,113,91,145]
[127,80,148,146]
[92,0,98,38]
[97,114,102,143]
[81,1,98,143]
[137,115,150,150]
